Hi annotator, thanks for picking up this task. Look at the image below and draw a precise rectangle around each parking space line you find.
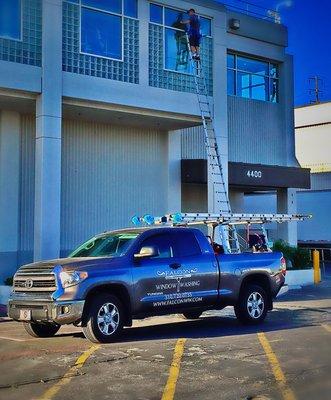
[257,333,296,400]
[38,344,100,400]
[161,338,186,400]
[321,324,331,333]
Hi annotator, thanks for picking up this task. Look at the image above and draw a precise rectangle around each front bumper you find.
[8,299,85,325]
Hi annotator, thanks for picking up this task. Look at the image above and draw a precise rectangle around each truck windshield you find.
[69,233,139,258]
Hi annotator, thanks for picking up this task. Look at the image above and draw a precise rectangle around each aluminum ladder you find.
[185,34,240,253]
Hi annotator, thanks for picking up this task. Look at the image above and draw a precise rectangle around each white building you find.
[295,101,331,244]
[0,0,309,282]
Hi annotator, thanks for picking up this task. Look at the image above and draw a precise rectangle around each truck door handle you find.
[169,263,181,270]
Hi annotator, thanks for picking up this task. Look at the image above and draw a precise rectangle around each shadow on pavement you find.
[54,305,329,343]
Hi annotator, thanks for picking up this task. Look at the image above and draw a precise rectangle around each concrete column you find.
[168,131,182,213]
[229,190,244,213]
[281,54,297,167]
[277,188,297,246]
[138,0,149,88]
[209,10,229,213]
[0,111,20,281]
[34,0,62,261]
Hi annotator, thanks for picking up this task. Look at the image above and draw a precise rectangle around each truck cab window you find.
[140,234,174,259]
[174,231,201,257]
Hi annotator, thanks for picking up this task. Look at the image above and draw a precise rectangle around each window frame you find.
[0,0,23,42]
[227,52,279,103]
[149,2,212,76]
[79,0,138,62]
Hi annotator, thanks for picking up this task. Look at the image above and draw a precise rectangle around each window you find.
[0,0,21,41]
[174,232,201,257]
[150,3,212,74]
[70,233,140,257]
[140,234,175,259]
[80,0,137,60]
[227,53,279,103]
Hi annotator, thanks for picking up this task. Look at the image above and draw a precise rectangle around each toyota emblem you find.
[24,279,34,289]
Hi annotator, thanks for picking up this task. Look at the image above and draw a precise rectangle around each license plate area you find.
[19,309,32,321]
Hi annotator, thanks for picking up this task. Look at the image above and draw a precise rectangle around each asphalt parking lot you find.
[0,282,330,400]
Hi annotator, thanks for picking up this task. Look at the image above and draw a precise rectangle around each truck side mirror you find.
[134,246,159,259]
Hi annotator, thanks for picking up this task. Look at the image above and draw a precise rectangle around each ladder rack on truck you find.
[131,212,312,254]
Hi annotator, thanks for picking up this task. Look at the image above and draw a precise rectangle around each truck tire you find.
[23,322,60,338]
[182,311,202,320]
[82,294,125,343]
[234,284,268,325]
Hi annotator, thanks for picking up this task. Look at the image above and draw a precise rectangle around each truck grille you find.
[13,265,57,293]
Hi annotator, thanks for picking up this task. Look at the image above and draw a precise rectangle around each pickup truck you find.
[8,227,286,343]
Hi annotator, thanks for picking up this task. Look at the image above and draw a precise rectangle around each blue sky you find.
[218,0,331,105]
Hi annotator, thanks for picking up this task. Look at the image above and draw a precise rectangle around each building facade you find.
[0,0,309,282]
[295,102,331,244]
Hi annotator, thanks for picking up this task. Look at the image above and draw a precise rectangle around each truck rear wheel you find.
[23,322,60,338]
[82,294,125,343]
[234,284,268,325]
[182,311,202,320]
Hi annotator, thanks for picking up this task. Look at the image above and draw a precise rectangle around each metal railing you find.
[221,0,281,23]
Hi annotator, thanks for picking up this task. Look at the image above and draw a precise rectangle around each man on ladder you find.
[181,9,202,60]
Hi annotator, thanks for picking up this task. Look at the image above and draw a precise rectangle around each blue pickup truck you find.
[9,226,286,343]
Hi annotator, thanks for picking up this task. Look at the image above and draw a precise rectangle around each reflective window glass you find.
[174,232,201,257]
[237,56,268,75]
[270,63,278,78]
[227,53,235,68]
[82,0,122,14]
[270,78,278,102]
[140,234,175,259]
[251,74,268,101]
[165,27,192,73]
[227,69,235,95]
[0,0,21,40]
[165,8,185,30]
[237,71,250,98]
[200,17,211,36]
[150,3,163,24]
[124,0,137,18]
[81,8,122,60]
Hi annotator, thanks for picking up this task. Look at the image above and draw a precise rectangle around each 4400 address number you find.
[246,170,262,179]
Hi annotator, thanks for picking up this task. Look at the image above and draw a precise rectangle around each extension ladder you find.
[185,33,240,254]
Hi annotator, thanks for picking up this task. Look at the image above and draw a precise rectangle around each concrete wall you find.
[61,120,169,255]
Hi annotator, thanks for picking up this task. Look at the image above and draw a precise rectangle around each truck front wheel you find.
[23,322,60,338]
[234,284,268,325]
[82,294,125,343]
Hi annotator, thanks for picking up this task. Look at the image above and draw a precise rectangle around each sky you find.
[218,0,331,106]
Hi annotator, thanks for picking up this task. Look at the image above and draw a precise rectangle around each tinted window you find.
[82,0,122,14]
[200,17,211,36]
[124,0,137,18]
[174,232,201,257]
[227,53,235,68]
[81,8,122,60]
[165,8,185,29]
[150,3,162,24]
[0,0,21,40]
[70,233,139,257]
[237,56,268,75]
[140,234,174,259]
[227,69,235,95]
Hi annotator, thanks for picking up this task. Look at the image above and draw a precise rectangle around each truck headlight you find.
[59,271,88,288]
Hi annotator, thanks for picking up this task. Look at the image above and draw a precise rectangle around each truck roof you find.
[96,225,197,237]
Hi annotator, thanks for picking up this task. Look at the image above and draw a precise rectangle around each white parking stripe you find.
[0,335,26,342]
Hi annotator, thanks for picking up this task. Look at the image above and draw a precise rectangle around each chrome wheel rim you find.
[97,303,119,335]
[247,292,264,319]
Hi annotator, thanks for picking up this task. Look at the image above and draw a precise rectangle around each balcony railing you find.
[221,0,282,24]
